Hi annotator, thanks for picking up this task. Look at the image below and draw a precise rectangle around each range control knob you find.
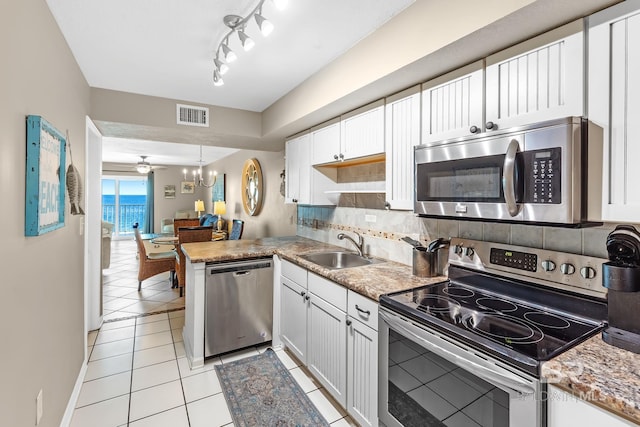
[560,263,576,275]
[580,266,597,279]
[454,245,464,255]
[465,247,475,258]
[541,260,556,272]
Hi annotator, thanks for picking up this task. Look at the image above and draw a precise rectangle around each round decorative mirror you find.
[242,158,263,216]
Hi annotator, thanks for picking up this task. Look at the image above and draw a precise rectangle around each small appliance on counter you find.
[602,225,640,353]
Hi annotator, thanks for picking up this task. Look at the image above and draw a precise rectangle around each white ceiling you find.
[101,137,238,167]
[46,0,414,166]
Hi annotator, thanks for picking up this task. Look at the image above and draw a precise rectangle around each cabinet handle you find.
[292,198,298,203]
[300,291,306,297]
[469,125,480,134]
[333,154,339,160]
[355,305,370,316]
[384,201,391,210]
[339,153,344,160]
[346,319,352,326]
[486,121,497,130]
[305,295,310,301]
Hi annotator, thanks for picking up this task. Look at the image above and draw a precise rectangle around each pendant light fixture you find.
[183,145,218,188]
[212,0,286,87]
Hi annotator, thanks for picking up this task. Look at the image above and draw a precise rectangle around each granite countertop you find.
[542,334,640,424]
[181,235,446,301]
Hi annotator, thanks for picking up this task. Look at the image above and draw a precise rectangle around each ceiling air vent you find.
[177,104,209,127]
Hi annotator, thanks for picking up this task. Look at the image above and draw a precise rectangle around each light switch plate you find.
[365,214,377,223]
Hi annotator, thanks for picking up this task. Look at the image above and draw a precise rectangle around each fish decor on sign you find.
[65,130,84,215]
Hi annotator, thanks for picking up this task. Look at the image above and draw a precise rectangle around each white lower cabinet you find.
[346,290,379,427]
[547,385,635,427]
[279,261,379,426]
[308,290,348,406]
[280,273,308,365]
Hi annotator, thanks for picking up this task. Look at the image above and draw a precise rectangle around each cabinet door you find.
[284,134,311,204]
[340,100,385,160]
[590,2,640,222]
[308,293,347,407]
[485,20,584,131]
[280,276,308,364]
[347,318,378,427]
[422,61,484,144]
[547,385,635,427]
[385,86,421,210]
[311,119,341,165]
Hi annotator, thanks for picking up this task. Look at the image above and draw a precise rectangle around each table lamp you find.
[195,199,205,218]
[214,201,227,232]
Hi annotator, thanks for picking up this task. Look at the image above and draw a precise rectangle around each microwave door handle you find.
[503,139,520,217]
[382,312,535,397]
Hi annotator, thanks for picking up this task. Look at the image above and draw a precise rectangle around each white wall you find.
[0,1,90,426]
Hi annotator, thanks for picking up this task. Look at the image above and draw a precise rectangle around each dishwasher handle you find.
[234,271,251,277]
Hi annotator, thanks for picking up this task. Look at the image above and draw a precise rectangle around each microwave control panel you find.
[522,148,561,204]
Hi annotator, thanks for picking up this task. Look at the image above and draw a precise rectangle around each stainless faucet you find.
[337,232,364,257]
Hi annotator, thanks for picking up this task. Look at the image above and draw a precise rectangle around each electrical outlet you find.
[36,389,43,425]
[365,214,377,223]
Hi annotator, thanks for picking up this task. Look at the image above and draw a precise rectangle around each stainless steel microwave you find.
[414,117,602,225]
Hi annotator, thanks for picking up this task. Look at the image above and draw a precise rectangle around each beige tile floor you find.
[102,239,184,322]
[75,238,358,426]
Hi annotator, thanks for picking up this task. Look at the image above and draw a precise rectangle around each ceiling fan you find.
[134,156,166,174]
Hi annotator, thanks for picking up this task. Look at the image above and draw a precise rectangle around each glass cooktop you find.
[380,266,606,375]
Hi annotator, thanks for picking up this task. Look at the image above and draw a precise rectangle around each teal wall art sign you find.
[25,115,66,236]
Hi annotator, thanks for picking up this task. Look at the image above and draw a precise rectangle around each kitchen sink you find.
[299,251,383,270]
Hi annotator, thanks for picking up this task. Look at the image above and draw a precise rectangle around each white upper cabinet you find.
[311,119,341,165]
[422,21,585,144]
[422,61,484,144]
[385,85,421,210]
[340,100,385,161]
[485,20,585,131]
[589,0,640,222]
[284,133,310,204]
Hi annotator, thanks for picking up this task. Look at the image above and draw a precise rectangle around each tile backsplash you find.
[297,205,620,266]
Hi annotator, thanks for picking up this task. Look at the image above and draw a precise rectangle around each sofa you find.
[161,210,199,234]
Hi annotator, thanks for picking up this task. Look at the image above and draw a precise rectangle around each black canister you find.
[602,225,640,353]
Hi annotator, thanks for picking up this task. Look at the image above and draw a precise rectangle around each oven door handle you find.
[382,311,536,397]
[503,139,520,217]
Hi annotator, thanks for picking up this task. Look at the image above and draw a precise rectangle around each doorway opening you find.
[102,175,148,239]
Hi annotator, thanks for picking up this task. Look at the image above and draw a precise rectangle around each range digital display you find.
[490,248,537,272]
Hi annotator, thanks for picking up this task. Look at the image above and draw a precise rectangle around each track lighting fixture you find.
[212,0,285,87]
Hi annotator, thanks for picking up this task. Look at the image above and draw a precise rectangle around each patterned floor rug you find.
[215,348,330,427]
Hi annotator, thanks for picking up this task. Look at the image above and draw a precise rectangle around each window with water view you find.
[102,177,147,238]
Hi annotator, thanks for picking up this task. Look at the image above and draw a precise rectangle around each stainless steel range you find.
[379,238,607,427]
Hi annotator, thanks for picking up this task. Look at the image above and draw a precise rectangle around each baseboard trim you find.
[59,360,87,427]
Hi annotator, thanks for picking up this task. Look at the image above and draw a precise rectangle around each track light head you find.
[254,13,273,37]
[213,69,224,86]
[221,43,237,63]
[213,58,229,75]
[238,30,255,51]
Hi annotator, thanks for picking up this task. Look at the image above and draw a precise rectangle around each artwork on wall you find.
[212,173,225,202]
[242,158,263,216]
[181,181,195,194]
[25,115,67,236]
[164,184,176,199]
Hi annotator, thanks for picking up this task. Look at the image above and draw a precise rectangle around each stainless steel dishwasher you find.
[204,258,273,357]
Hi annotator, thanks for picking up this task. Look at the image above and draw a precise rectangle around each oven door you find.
[379,308,544,427]
[414,134,524,221]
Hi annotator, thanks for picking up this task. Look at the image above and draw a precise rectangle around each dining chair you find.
[229,219,244,240]
[175,226,214,297]
[172,218,200,236]
[133,224,176,292]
